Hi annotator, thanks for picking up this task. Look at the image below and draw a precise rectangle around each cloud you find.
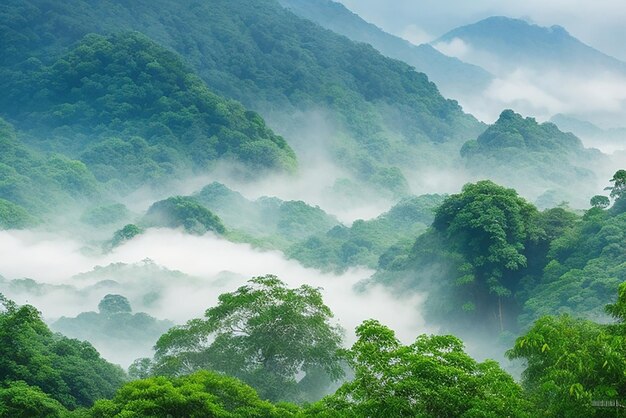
[451,66,626,133]
[432,37,471,60]
[0,228,434,352]
[398,24,433,46]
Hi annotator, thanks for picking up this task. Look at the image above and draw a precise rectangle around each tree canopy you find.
[0,294,126,410]
[318,319,534,417]
[150,275,344,402]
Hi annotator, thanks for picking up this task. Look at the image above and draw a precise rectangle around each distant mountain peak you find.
[435,15,626,74]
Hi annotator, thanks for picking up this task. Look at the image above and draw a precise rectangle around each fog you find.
[434,38,626,131]
[0,228,433,366]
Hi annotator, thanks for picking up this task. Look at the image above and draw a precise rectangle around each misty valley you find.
[1,0,625,417]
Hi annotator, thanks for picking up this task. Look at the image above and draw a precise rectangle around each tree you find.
[0,382,67,418]
[318,320,533,417]
[98,294,132,315]
[590,195,610,209]
[507,314,626,417]
[107,224,143,250]
[143,196,226,235]
[606,169,626,200]
[0,294,126,409]
[432,180,542,331]
[88,370,299,418]
[152,275,344,402]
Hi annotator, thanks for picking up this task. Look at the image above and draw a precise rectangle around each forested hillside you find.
[461,110,604,206]
[0,0,624,416]
[0,0,484,195]
[375,171,626,339]
[278,0,493,99]
[3,31,296,187]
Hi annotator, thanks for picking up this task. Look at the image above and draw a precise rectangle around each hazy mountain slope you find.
[0,0,484,192]
[551,114,626,154]
[2,32,296,187]
[277,0,493,99]
[432,16,626,128]
[461,110,604,205]
[193,182,340,247]
[435,16,626,74]
[287,194,444,271]
[52,294,173,368]
[0,117,99,219]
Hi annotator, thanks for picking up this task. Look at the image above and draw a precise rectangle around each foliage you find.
[193,182,339,248]
[107,224,144,249]
[461,110,602,205]
[97,295,132,315]
[80,204,130,227]
[590,195,610,209]
[519,195,626,326]
[0,117,99,214]
[507,314,626,417]
[427,181,542,330]
[151,275,344,402]
[87,370,300,418]
[287,194,443,271]
[606,169,626,201]
[0,381,68,418]
[0,294,126,410]
[0,198,37,230]
[0,0,482,188]
[4,32,296,186]
[318,320,533,417]
[143,196,226,235]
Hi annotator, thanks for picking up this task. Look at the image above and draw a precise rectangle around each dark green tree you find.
[0,294,126,409]
[606,169,626,200]
[319,320,533,417]
[108,224,144,249]
[143,196,226,235]
[88,370,299,418]
[507,315,625,417]
[0,381,67,418]
[590,195,610,209]
[432,180,542,330]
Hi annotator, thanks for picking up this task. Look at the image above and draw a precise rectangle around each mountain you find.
[434,16,626,75]
[193,182,339,247]
[0,0,484,195]
[460,110,603,205]
[433,16,626,134]
[0,117,99,219]
[287,193,444,271]
[3,32,297,185]
[277,0,493,100]
[551,114,626,154]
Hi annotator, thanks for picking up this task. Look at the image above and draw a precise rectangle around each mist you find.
[433,37,626,136]
[0,228,433,367]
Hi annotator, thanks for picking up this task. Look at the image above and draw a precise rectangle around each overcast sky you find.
[337,0,626,61]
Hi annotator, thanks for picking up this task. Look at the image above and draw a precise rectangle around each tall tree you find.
[151,275,344,402]
[432,180,542,330]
